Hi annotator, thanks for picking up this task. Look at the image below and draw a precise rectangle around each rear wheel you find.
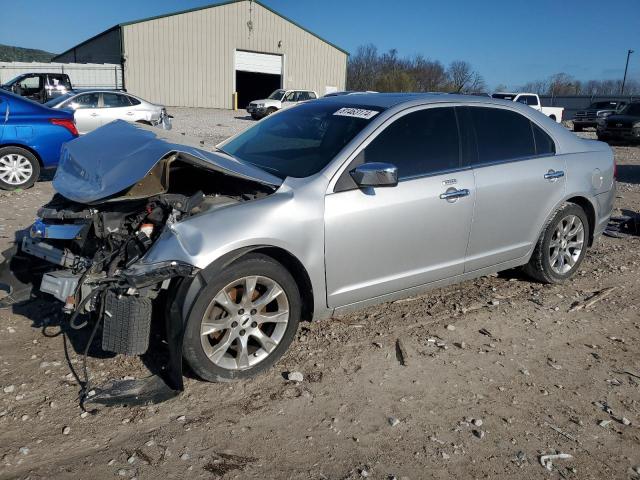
[183,254,301,382]
[523,203,589,284]
[0,147,40,190]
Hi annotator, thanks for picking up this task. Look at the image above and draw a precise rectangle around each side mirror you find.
[350,162,398,188]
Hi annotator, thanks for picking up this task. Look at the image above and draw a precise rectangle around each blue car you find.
[0,89,78,190]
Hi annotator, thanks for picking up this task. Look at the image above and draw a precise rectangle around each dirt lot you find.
[0,114,639,480]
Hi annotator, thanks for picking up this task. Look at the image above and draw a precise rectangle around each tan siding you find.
[122,1,347,108]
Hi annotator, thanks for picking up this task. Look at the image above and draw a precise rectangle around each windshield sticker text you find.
[333,108,379,119]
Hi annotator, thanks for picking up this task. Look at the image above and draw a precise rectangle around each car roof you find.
[315,92,513,109]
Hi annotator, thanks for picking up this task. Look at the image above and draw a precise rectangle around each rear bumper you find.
[593,187,616,243]
[597,127,640,142]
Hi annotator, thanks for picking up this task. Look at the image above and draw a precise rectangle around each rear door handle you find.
[439,188,470,201]
[90,113,99,117]
[544,170,565,180]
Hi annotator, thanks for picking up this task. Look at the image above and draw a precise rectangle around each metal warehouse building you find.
[53,0,347,109]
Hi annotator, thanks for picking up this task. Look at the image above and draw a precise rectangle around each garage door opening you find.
[236,71,281,109]
[234,50,283,109]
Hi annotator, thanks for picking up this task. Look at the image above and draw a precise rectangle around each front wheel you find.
[183,254,301,382]
[523,203,589,284]
[0,147,40,190]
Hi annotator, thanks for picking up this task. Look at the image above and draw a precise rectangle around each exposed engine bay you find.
[0,121,282,406]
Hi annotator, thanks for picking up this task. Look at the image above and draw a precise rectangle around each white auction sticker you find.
[333,107,379,119]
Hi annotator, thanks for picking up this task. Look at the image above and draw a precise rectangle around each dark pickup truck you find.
[573,100,627,132]
[596,102,640,143]
[1,72,72,103]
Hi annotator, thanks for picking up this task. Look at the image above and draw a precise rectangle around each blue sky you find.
[2,0,639,89]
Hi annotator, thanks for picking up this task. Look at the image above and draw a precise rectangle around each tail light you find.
[50,118,79,137]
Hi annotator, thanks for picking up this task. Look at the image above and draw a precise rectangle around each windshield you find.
[619,103,640,116]
[1,75,23,87]
[44,93,74,108]
[220,102,385,178]
[590,101,618,109]
[268,89,286,100]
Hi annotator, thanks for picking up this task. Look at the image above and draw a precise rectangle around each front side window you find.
[18,75,40,90]
[467,107,536,165]
[362,107,460,180]
[102,93,131,108]
[284,92,296,102]
[220,102,384,178]
[69,93,99,109]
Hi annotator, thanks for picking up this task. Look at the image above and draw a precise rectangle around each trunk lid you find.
[53,120,282,204]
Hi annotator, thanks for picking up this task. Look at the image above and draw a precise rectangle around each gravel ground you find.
[0,121,639,480]
[169,107,254,146]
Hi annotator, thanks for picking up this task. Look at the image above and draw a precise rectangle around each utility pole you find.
[621,49,634,94]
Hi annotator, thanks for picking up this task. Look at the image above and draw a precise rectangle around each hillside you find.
[0,44,56,62]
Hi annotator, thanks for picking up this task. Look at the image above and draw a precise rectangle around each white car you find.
[492,92,564,123]
[46,91,171,134]
[246,89,318,120]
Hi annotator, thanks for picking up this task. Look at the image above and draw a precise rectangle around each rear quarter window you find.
[468,107,536,165]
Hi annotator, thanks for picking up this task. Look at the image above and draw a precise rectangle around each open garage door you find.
[235,50,282,109]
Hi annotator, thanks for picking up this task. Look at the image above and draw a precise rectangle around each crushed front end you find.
[0,121,282,406]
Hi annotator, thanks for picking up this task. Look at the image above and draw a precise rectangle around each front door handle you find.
[544,170,565,180]
[439,188,470,201]
[90,113,99,117]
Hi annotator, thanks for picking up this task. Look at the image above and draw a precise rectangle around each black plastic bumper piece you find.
[85,375,180,406]
[0,245,37,309]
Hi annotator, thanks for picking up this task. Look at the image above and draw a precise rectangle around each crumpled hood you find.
[53,120,282,204]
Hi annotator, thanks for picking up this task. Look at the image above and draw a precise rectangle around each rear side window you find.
[308,92,317,99]
[468,107,536,165]
[127,96,141,105]
[532,123,555,155]
[102,93,131,108]
[363,107,460,180]
[48,75,71,89]
[517,95,539,106]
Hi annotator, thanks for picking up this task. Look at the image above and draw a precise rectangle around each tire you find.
[573,124,582,132]
[0,147,40,190]
[250,113,261,120]
[183,253,301,382]
[135,120,152,126]
[265,107,277,116]
[523,203,589,284]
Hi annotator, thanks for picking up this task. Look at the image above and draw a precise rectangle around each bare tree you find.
[447,60,474,93]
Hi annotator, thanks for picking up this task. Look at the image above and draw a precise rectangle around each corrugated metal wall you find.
[122,1,347,108]
[53,28,122,64]
[0,62,123,89]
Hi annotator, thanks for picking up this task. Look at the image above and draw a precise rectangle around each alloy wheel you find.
[0,154,33,186]
[200,275,290,370]
[548,214,585,275]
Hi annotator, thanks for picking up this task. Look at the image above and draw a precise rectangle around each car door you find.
[100,92,138,125]
[65,93,101,134]
[15,75,43,102]
[461,106,565,272]
[281,91,297,110]
[0,98,5,141]
[324,106,475,307]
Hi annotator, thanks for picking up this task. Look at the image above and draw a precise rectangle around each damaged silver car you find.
[0,94,615,405]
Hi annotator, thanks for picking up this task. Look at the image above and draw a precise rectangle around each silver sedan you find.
[6,94,616,389]
[45,90,171,134]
